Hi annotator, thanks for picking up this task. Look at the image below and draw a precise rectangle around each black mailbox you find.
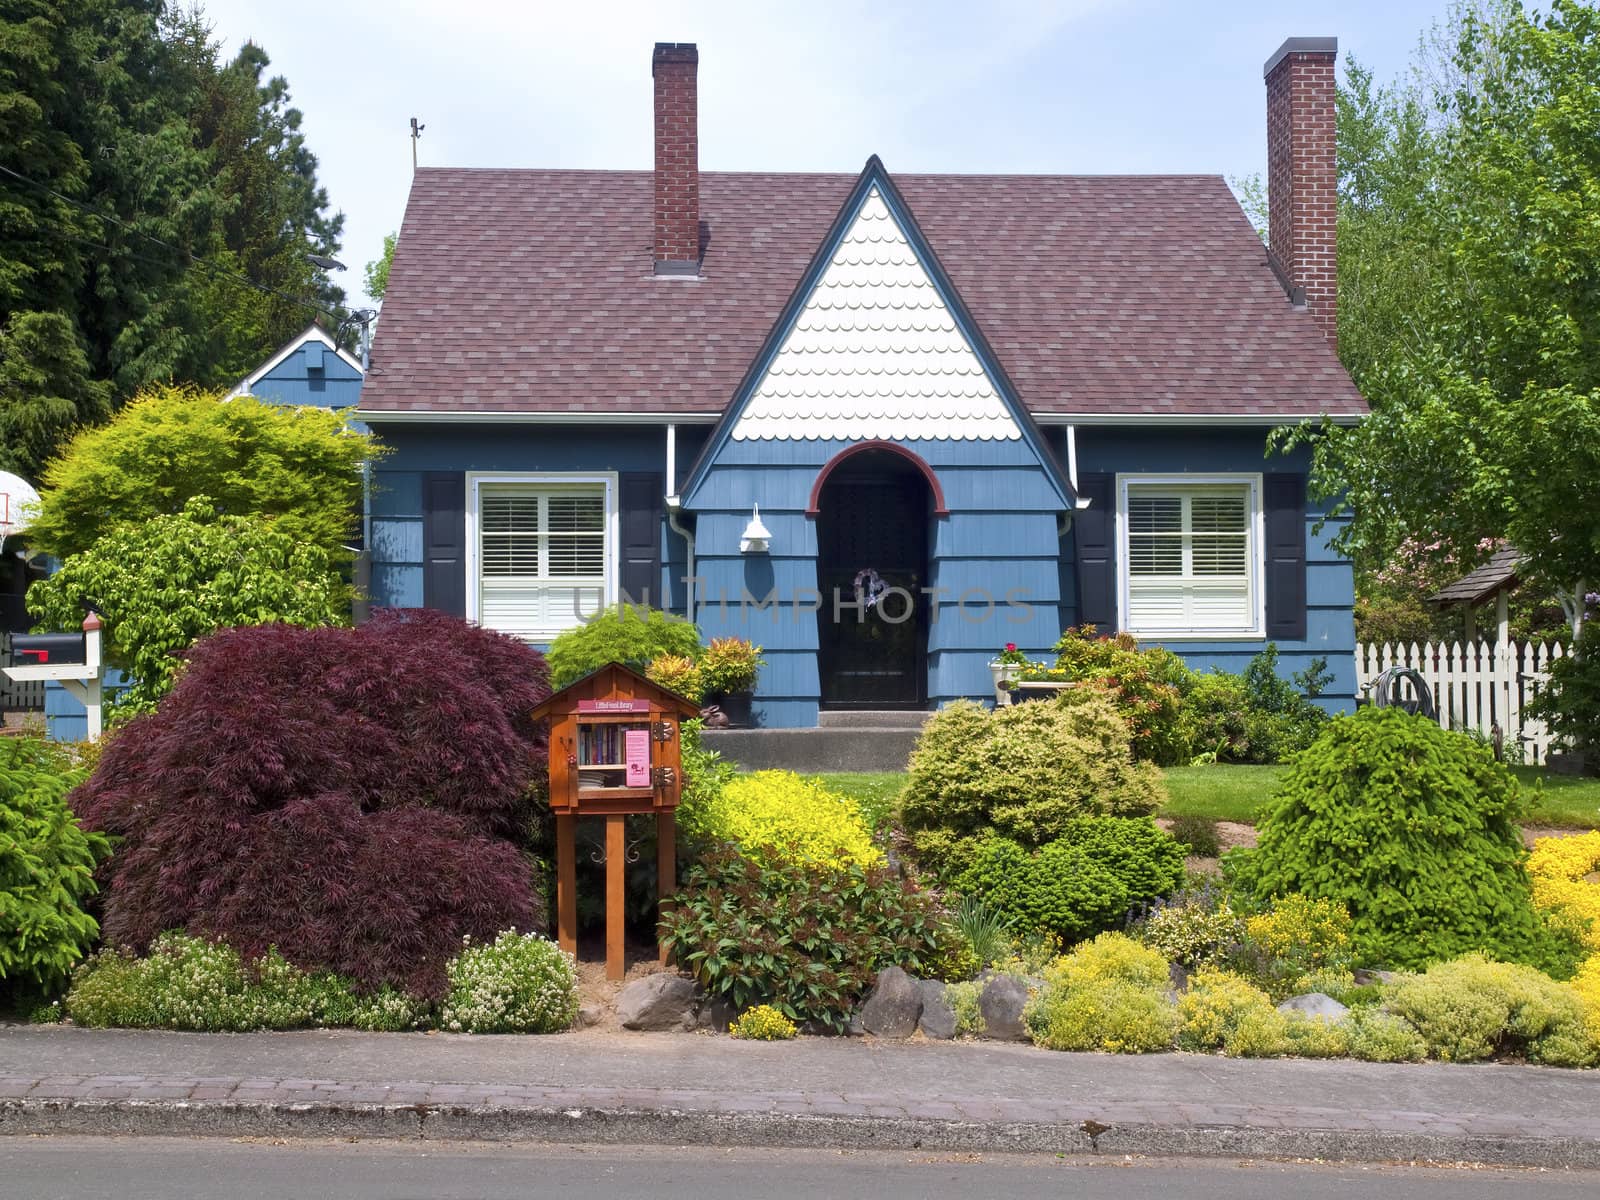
[9,633,86,666]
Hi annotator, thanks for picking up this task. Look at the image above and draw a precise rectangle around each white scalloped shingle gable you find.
[729,188,1022,442]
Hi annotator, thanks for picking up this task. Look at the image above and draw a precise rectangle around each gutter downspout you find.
[665,423,695,620]
[1057,424,1090,537]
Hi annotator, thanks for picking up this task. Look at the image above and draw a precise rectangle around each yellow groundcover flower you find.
[1528,831,1600,951]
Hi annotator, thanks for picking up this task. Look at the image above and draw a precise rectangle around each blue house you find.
[43,324,365,740]
[356,38,1365,730]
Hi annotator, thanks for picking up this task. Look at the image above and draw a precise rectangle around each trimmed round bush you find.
[1227,707,1576,973]
[439,932,578,1034]
[957,818,1185,944]
[546,604,700,688]
[678,770,882,867]
[902,694,1165,872]
[1,738,107,996]
[73,610,552,998]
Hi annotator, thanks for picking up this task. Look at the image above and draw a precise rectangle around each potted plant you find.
[698,637,764,727]
[989,642,1029,706]
[645,653,705,703]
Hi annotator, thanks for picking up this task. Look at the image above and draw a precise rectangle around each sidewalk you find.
[3,1025,1598,1167]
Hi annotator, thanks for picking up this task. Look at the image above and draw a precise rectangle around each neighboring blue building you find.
[45,324,366,740]
[355,39,1365,728]
[228,323,365,410]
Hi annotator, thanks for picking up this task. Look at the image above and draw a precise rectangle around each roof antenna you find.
[410,117,426,172]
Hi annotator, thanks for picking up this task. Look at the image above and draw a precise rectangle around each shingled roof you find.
[360,167,1367,421]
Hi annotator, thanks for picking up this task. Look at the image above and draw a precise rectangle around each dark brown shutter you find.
[1074,473,1116,631]
[422,471,466,617]
[1264,473,1307,641]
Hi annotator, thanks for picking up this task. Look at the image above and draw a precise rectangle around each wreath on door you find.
[853,567,889,612]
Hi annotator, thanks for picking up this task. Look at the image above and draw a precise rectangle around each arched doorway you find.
[813,447,935,709]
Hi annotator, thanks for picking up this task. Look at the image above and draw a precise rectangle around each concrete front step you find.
[817,709,931,729]
[701,726,922,773]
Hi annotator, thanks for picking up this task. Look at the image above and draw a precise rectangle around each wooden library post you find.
[531,663,699,982]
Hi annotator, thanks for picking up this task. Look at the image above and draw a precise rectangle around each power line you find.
[0,161,343,323]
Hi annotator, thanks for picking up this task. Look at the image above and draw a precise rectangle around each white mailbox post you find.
[3,612,106,740]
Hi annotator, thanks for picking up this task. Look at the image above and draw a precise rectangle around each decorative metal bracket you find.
[653,721,676,743]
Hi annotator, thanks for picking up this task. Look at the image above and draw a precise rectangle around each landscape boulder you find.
[856,966,923,1038]
[978,974,1029,1041]
[1277,992,1350,1021]
[617,974,697,1031]
[917,979,957,1040]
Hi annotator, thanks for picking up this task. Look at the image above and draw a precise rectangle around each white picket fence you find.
[1355,639,1568,765]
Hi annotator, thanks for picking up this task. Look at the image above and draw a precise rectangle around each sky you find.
[199,0,1455,310]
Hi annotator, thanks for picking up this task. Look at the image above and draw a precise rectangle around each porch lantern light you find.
[739,503,772,554]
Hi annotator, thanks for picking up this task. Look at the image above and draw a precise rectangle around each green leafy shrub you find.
[645,653,704,702]
[1385,955,1596,1067]
[1294,969,1381,1009]
[957,818,1185,943]
[1166,814,1220,858]
[1025,934,1177,1053]
[1177,969,1285,1055]
[680,719,736,816]
[0,738,107,997]
[1134,883,1245,969]
[901,695,1164,873]
[1227,707,1578,973]
[1528,620,1600,759]
[546,605,701,688]
[1178,648,1330,766]
[1046,626,1197,764]
[677,770,881,868]
[439,931,578,1034]
[925,923,981,982]
[659,848,949,1032]
[1345,1008,1429,1063]
[27,497,351,714]
[729,1004,797,1040]
[699,637,764,695]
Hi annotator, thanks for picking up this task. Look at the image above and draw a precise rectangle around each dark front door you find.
[815,455,930,709]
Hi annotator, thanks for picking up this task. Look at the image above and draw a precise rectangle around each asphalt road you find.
[1,1139,1594,1199]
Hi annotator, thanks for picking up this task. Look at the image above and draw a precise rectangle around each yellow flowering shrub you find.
[1025,933,1178,1053]
[729,1004,797,1041]
[1242,894,1355,993]
[678,770,883,868]
[1528,832,1600,951]
[1386,954,1595,1067]
[1177,968,1284,1055]
[1573,956,1600,1043]
[1040,931,1170,992]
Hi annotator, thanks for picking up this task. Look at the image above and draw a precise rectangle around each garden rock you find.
[617,974,696,1031]
[1167,962,1190,998]
[1277,992,1349,1020]
[693,993,740,1033]
[856,966,923,1038]
[1354,968,1400,986]
[917,979,956,1040]
[978,974,1029,1041]
[573,1002,607,1030]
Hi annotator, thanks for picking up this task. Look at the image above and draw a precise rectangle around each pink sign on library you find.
[624,728,651,787]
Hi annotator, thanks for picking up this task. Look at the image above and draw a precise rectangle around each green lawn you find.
[819,764,1600,831]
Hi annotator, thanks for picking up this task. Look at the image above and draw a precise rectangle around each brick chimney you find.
[1264,37,1338,347]
[652,42,699,276]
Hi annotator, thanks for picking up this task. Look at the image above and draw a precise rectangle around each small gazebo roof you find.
[1428,545,1524,608]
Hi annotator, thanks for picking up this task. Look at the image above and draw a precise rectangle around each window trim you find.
[465,472,619,641]
[1115,472,1265,640]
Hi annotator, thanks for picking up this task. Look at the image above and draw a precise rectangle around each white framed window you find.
[1117,474,1263,638]
[466,473,618,641]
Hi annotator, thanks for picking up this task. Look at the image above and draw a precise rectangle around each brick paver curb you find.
[3,1073,1598,1168]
